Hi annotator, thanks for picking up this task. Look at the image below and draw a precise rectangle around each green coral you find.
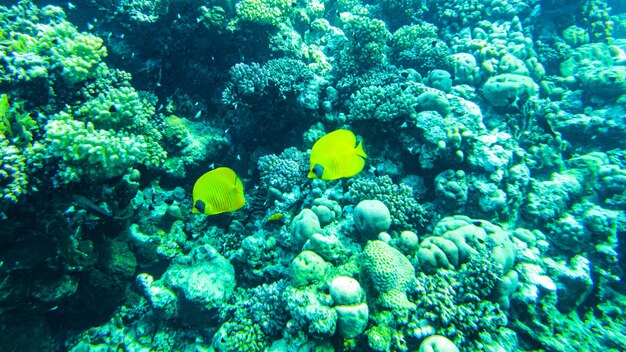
[44,114,162,184]
[290,250,328,287]
[37,22,107,84]
[235,0,294,27]
[0,94,43,210]
[0,134,27,209]
[213,321,267,352]
[1,3,105,90]
[0,94,38,148]
[78,86,155,134]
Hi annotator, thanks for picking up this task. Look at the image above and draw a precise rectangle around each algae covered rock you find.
[335,303,369,339]
[162,244,236,315]
[580,65,626,98]
[290,250,328,287]
[482,73,538,107]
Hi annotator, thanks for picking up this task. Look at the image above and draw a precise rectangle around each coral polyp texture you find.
[1,0,625,351]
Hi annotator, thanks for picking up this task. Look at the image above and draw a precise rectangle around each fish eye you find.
[194,200,206,213]
[313,164,324,179]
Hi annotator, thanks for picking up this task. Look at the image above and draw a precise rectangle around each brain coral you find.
[362,240,416,310]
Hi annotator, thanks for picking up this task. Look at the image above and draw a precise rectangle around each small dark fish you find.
[431,40,437,47]
[72,194,133,221]
[473,221,482,227]
[109,105,118,113]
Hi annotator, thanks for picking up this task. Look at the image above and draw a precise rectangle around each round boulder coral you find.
[482,73,538,107]
[330,276,363,306]
[291,209,322,250]
[418,334,459,352]
[290,250,328,287]
[354,199,392,239]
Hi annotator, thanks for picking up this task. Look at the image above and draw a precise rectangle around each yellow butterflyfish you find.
[192,167,245,215]
[267,212,284,221]
[308,129,367,180]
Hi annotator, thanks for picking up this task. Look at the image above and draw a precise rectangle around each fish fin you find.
[355,140,367,158]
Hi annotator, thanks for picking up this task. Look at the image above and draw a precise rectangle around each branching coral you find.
[348,175,425,229]
[44,115,162,184]
[235,0,294,27]
[390,23,452,74]
[338,14,391,72]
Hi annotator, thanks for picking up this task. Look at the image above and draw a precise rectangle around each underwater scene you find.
[1,0,626,351]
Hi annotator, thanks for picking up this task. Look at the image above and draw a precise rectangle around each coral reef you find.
[1,0,625,351]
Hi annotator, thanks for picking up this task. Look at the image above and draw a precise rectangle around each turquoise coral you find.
[339,14,391,71]
[362,240,416,310]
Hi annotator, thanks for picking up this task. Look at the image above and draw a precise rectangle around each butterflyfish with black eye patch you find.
[308,129,367,180]
[192,167,245,215]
